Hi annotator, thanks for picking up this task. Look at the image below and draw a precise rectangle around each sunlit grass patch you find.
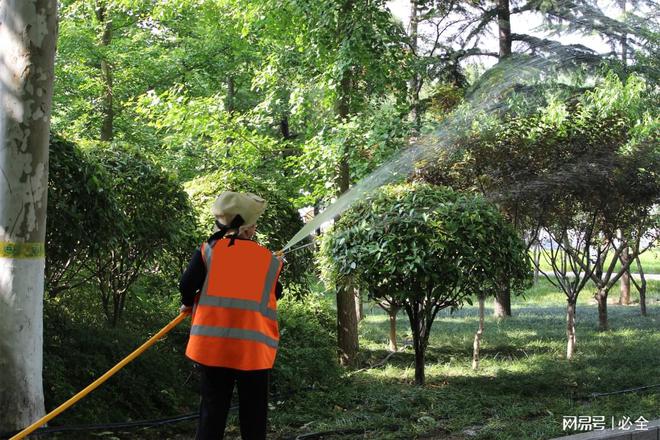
[270,280,659,439]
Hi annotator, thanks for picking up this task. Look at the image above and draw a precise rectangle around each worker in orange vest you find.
[180,191,284,440]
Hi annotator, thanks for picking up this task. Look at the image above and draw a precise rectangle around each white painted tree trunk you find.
[0,0,58,432]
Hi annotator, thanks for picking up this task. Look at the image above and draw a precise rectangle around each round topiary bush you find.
[320,182,531,384]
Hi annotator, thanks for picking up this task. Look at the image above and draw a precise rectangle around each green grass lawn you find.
[266,280,660,440]
[533,248,660,275]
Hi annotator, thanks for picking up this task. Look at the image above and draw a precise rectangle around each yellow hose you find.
[10,312,189,440]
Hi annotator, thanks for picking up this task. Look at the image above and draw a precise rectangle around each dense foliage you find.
[46,138,197,326]
[272,296,341,397]
[42,288,339,437]
[420,73,659,355]
[321,183,531,384]
[46,136,117,297]
[87,143,198,325]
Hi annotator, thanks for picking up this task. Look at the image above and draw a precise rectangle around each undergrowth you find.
[38,280,659,440]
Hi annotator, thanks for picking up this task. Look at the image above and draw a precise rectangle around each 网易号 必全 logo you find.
[562,415,649,432]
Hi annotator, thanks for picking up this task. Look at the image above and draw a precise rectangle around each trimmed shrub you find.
[272,295,340,397]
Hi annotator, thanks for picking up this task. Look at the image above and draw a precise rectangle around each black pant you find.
[195,366,270,440]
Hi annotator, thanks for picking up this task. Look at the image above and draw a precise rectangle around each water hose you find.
[9,312,189,440]
[275,241,316,259]
[9,243,305,439]
[0,412,199,439]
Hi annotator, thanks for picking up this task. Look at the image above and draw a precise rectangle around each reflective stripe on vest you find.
[190,325,278,349]
[186,238,282,369]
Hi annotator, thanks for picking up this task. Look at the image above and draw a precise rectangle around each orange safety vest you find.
[185,237,283,370]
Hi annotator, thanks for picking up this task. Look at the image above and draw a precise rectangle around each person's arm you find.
[179,248,206,308]
[275,281,283,300]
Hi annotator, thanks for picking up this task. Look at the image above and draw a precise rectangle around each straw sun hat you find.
[211,191,267,230]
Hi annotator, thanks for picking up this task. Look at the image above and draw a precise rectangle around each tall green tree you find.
[245,0,409,365]
[54,0,191,145]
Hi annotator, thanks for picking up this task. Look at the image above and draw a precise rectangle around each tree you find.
[576,137,658,330]
[420,72,658,355]
[536,0,658,65]
[45,135,118,297]
[117,0,411,365]
[54,0,212,147]
[84,143,196,326]
[0,0,58,431]
[274,0,408,366]
[321,183,530,384]
[538,74,659,331]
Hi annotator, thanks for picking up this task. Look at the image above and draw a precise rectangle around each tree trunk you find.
[619,0,628,75]
[96,3,114,141]
[0,0,57,431]
[337,144,350,193]
[408,0,421,131]
[595,288,608,331]
[334,0,353,194]
[336,70,352,195]
[635,256,647,316]
[566,300,577,360]
[472,295,485,370]
[355,288,363,321]
[497,0,512,59]
[414,336,425,386]
[388,305,399,352]
[313,201,322,237]
[407,303,427,385]
[533,241,541,284]
[619,243,630,305]
[639,276,647,316]
[280,115,290,140]
[334,1,358,366]
[493,285,511,317]
[337,282,359,366]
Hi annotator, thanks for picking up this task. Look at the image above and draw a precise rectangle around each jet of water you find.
[281,56,571,251]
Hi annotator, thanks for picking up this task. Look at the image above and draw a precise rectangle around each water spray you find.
[281,55,550,252]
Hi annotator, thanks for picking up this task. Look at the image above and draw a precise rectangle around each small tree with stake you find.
[321,183,530,385]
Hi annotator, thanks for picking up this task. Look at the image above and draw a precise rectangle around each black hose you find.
[590,383,660,398]
[290,428,367,439]
[0,407,240,439]
[283,424,401,439]
[0,413,196,439]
